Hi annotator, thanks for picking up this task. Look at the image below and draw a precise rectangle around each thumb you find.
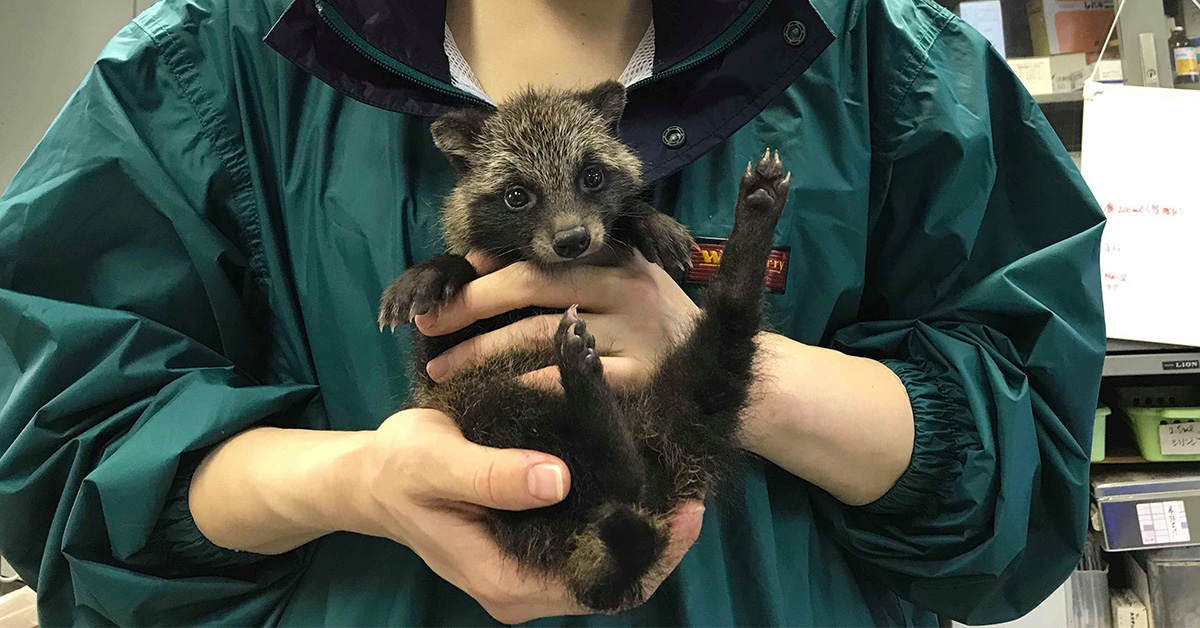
[434,443,571,511]
[465,250,506,275]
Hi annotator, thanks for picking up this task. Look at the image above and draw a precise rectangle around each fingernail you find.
[528,463,565,502]
[426,357,448,381]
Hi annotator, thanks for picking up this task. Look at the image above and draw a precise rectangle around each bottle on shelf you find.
[1168,26,1199,87]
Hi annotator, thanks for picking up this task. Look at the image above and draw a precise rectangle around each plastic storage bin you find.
[1093,406,1110,462]
[1125,407,1200,462]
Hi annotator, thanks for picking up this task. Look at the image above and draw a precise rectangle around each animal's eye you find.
[504,185,531,209]
[580,165,605,192]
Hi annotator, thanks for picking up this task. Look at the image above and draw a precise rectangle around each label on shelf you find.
[1160,422,1200,455]
[1136,501,1190,544]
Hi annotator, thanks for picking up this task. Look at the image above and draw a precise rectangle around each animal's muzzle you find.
[552,226,591,259]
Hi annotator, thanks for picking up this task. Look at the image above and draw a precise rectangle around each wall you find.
[0,0,154,589]
[0,1,150,192]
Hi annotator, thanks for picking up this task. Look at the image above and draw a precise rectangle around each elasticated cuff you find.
[148,450,264,567]
[859,359,974,516]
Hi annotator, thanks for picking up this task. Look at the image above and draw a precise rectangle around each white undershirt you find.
[443,21,656,105]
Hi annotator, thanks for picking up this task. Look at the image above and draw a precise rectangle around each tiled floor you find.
[0,581,25,597]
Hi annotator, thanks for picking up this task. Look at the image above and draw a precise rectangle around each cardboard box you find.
[1028,0,1115,57]
[1110,588,1149,628]
[1008,53,1090,94]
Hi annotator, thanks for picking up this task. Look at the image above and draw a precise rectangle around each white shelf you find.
[1034,91,1085,104]
[1104,339,1200,377]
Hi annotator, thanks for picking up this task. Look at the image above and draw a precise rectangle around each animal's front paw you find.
[554,305,601,377]
[378,257,474,330]
[737,149,790,222]
[644,215,695,273]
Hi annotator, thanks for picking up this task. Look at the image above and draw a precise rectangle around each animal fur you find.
[379,82,790,612]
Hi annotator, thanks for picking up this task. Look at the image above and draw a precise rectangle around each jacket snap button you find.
[784,20,807,46]
[661,126,686,149]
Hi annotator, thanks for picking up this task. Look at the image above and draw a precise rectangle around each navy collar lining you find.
[307,0,754,85]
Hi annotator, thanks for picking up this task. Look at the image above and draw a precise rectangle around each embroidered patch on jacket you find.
[686,236,790,294]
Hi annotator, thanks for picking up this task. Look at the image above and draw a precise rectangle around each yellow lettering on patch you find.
[700,249,722,264]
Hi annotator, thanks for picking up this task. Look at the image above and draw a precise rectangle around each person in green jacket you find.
[0,0,1106,625]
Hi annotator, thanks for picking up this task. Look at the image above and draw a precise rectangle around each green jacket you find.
[0,0,1105,625]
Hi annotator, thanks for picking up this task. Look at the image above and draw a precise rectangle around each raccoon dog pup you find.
[379,81,789,611]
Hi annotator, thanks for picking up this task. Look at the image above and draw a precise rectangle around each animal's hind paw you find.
[736,148,790,221]
[554,305,602,377]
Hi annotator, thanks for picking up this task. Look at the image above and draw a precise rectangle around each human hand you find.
[351,408,705,623]
[416,251,700,389]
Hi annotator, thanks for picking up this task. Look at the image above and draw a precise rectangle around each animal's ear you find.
[431,107,491,172]
[577,81,627,134]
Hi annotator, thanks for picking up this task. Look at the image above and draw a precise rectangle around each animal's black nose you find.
[552,226,591,258]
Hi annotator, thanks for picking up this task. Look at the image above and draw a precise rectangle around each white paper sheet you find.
[1082,82,1200,347]
[959,0,1006,58]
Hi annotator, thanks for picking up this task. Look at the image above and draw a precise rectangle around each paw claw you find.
[735,148,790,222]
[555,305,602,377]
[378,258,473,330]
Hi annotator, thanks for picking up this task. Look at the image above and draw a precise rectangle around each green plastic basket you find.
[1125,407,1200,462]
[1092,406,1109,462]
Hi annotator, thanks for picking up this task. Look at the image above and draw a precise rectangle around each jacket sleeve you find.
[810,3,1106,623]
[0,19,316,627]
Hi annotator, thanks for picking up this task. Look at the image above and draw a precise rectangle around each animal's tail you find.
[566,503,670,612]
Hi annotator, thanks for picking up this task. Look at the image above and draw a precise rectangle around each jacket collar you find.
[264,0,834,180]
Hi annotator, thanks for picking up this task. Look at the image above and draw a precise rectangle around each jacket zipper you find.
[627,0,773,92]
[314,0,493,109]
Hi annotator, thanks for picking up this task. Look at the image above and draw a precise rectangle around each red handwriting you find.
[1103,270,1128,293]
[1104,202,1184,217]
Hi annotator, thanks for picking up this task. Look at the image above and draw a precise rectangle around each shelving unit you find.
[1034,90,1086,104]
[1104,339,1200,377]
[999,0,1200,623]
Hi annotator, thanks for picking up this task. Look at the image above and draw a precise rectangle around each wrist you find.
[189,426,377,554]
[299,428,378,538]
[739,333,915,505]
[740,332,809,458]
